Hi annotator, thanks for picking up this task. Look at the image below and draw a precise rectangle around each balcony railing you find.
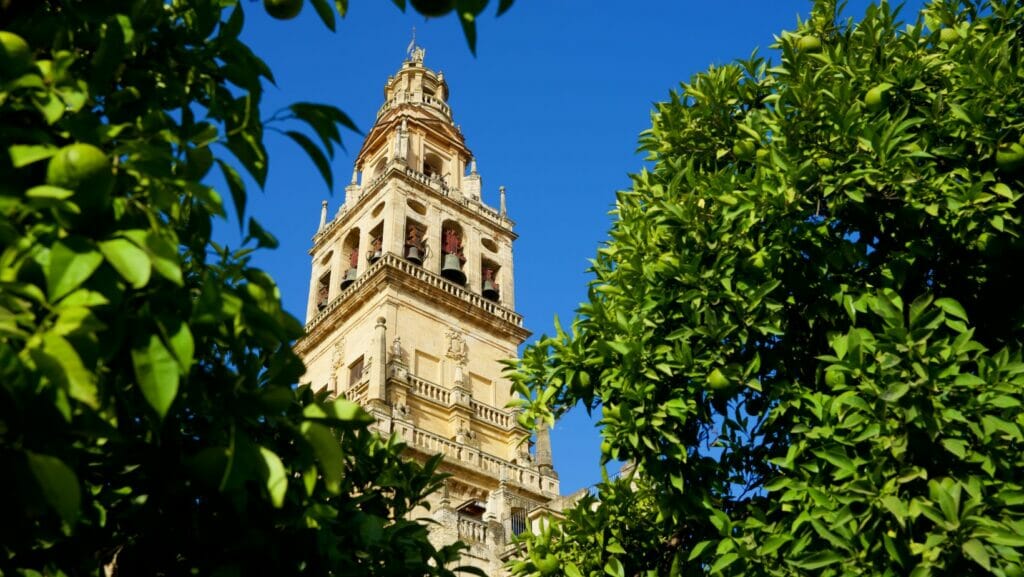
[457,515,488,544]
[376,90,451,119]
[306,253,523,334]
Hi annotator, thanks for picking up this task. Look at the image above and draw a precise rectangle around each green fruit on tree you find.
[603,404,620,420]
[824,369,846,387]
[756,147,770,161]
[0,31,32,76]
[733,139,757,160]
[816,157,834,170]
[263,0,303,20]
[864,83,892,112]
[409,0,454,17]
[996,142,1024,174]
[939,27,959,45]
[797,35,822,52]
[46,143,113,208]
[707,368,731,391]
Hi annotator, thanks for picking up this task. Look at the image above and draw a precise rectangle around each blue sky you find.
[230,0,926,495]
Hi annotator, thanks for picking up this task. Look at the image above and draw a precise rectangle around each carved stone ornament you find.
[445,327,467,364]
[330,338,345,388]
[391,336,404,361]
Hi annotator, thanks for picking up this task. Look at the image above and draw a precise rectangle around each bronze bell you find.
[482,279,499,301]
[340,268,358,289]
[367,249,382,264]
[405,244,423,264]
[440,253,466,285]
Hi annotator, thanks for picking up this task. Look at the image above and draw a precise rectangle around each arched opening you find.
[316,270,331,311]
[367,221,384,264]
[373,156,387,180]
[481,258,500,302]
[423,151,444,180]
[341,228,360,290]
[440,220,466,285]
[404,218,426,265]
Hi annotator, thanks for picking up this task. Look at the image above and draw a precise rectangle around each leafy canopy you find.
[0,0,511,575]
[510,1,1024,576]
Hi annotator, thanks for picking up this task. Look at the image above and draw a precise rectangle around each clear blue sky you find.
[227,0,925,496]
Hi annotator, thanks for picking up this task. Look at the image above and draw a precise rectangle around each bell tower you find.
[295,45,560,574]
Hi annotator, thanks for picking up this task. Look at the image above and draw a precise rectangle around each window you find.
[510,507,527,536]
[349,356,364,386]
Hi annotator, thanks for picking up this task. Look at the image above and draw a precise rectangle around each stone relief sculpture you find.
[329,338,345,391]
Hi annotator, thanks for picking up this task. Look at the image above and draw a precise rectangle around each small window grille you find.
[510,507,527,536]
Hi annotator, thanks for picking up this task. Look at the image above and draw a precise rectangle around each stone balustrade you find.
[470,398,514,429]
[376,90,451,118]
[457,515,488,544]
[304,253,523,334]
[393,422,547,492]
[408,374,452,405]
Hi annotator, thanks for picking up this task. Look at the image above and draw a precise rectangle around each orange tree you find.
[510,1,1024,576]
[0,0,509,575]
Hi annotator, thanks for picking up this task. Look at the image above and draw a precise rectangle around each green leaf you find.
[934,298,967,321]
[131,332,180,419]
[9,144,57,167]
[709,552,738,573]
[497,0,514,16]
[303,398,374,427]
[162,319,194,375]
[27,452,81,523]
[603,557,625,577]
[688,540,714,561]
[258,446,288,508]
[308,0,336,31]
[99,238,151,289]
[247,217,279,249]
[145,231,183,286]
[792,551,844,570]
[34,332,99,408]
[564,562,583,577]
[47,238,103,302]
[285,130,333,191]
[961,539,990,571]
[216,158,247,228]
[301,422,344,494]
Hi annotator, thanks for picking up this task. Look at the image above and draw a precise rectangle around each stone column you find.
[536,420,555,477]
[367,317,388,406]
[328,241,344,302]
[462,226,481,295]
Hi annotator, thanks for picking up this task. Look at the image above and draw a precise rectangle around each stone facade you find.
[294,45,561,575]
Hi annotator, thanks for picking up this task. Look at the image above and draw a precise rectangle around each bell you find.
[405,244,423,264]
[440,253,466,285]
[482,279,499,301]
[340,268,358,290]
[367,249,382,264]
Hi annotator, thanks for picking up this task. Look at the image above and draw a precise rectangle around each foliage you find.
[510,0,1024,575]
[0,0,510,575]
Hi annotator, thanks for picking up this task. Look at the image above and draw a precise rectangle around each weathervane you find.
[406,26,425,62]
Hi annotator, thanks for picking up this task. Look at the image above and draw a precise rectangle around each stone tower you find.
[294,45,560,574]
